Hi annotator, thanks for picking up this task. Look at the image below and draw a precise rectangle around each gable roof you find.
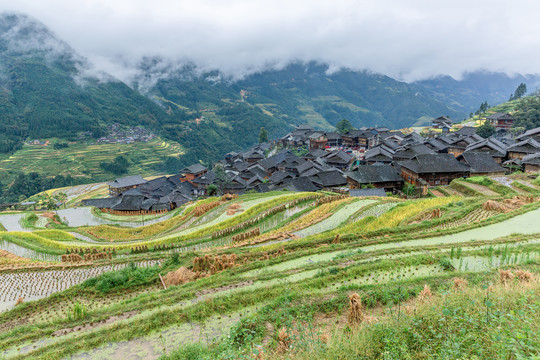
[522,152,540,165]
[278,177,319,192]
[433,115,453,124]
[486,112,514,120]
[346,165,403,184]
[181,163,208,174]
[454,126,477,136]
[465,138,507,156]
[457,152,505,173]
[310,170,347,187]
[516,126,540,141]
[506,138,540,154]
[108,175,147,189]
[191,170,216,185]
[399,153,470,174]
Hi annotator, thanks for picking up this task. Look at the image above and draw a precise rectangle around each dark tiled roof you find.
[465,138,507,157]
[269,170,295,184]
[522,152,540,165]
[278,177,319,192]
[506,138,540,154]
[181,164,208,174]
[349,188,387,197]
[82,198,121,209]
[310,170,347,187]
[191,170,216,185]
[486,112,514,120]
[454,126,477,136]
[433,115,453,124]
[457,152,505,173]
[167,174,184,186]
[399,154,470,174]
[346,165,403,184]
[516,126,540,141]
[141,198,158,211]
[108,175,147,189]
[112,195,146,211]
[425,138,448,151]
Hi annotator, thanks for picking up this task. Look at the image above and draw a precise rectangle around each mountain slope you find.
[412,71,540,119]
[1,11,538,172]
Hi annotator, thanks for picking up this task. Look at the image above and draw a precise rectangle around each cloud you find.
[1,0,540,83]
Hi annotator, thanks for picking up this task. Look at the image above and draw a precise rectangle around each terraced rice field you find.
[295,199,375,237]
[0,138,184,187]
[0,188,538,360]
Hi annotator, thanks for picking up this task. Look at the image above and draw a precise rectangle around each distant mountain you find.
[1,12,538,170]
[412,71,540,122]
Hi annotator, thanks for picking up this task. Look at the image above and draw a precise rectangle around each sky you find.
[1,0,540,82]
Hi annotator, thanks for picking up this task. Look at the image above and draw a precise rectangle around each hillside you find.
[0,177,538,359]
[2,13,538,171]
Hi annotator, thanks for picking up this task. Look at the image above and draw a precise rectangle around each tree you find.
[258,127,269,144]
[207,184,218,196]
[213,164,231,194]
[514,95,540,129]
[477,121,496,138]
[510,83,527,101]
[475,101,490,116]
[335,119,354,134]
[56,192,68,209]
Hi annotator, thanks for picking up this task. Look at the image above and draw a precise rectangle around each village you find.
[82,114,540,215]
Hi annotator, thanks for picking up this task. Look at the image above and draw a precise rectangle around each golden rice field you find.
[0,184,538,360]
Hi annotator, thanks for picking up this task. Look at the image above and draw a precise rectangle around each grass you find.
[0,137,184,189]
[0,189,538,360]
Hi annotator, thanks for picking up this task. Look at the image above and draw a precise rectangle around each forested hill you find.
[1,12,538,169]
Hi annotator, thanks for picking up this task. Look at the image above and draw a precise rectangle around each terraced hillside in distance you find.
[0,177,539,360]
[0,138,183,188]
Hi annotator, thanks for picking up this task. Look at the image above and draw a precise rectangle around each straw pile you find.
[163,267,200,286]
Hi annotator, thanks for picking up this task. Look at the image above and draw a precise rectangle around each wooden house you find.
[457,152,506,176]
[180,164,208,183]
[107,175,147,196]
[346,165,403,191]
[522,153,540,173]
[486,113,514,130]
[506,138,540,160]
[399,153,470,186]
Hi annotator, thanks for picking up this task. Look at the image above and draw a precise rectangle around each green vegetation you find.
[0,184,538,360]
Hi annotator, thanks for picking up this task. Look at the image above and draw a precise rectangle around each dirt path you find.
[461,182,499,196]
[430,189,445,197]
[491,177,527,194]
[440,186,462,196]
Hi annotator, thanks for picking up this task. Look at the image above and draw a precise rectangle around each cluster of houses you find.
[95,124,156,144]
[82,120,540,215]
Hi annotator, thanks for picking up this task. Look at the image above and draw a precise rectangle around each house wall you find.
[508,151,530,160]
[524,164,540,173]
[347,178,402,191]
[401,168,468,186]
[182,170,207,183]
[448,147,465,157]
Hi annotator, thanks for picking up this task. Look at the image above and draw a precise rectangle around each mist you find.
[1,0,540,84]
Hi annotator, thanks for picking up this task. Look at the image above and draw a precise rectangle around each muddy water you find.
[57,207,177,228]
[0,213,28,232]
[295,199,375,238]
[0,239,59,262]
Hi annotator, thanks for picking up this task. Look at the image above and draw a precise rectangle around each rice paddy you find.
[0,182,538,360]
